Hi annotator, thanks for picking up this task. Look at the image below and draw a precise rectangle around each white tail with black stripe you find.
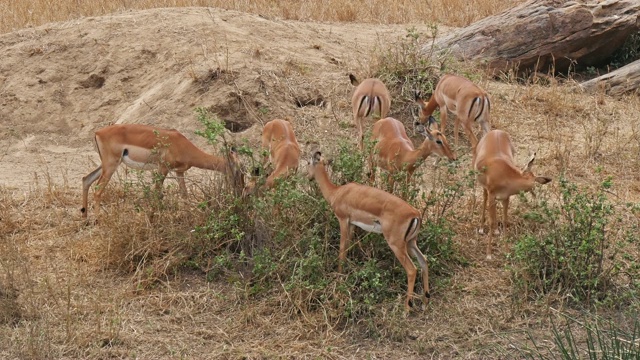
[416,74,491,150]
[349,74,391,150]
[307,150,430,312]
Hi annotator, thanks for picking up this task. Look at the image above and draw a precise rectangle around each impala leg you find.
[81,166,102,219]
[408,241,430,308]
[387,175,396,194]
[92,166,117,218]
[154,166,170,198]
[337,218,354,273]
[501,197,510,253]
[463,120,479,149]
[368,152,377,185]
[406,169,417,191]
[501,197,510,230]
[388,240,418,313]
[176,171,188,197]
[487,193,498,260]
[439,107,448,135]
[453,117,460,149]
[479,188,488,234]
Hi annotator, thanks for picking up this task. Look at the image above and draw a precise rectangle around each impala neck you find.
[421,97,439,119]
[190,148,229,172]
[400,140,433,169]
[312,162,339,201]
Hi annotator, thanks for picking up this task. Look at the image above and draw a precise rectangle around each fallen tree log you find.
[429,0,640,75]
[579,59,640,95]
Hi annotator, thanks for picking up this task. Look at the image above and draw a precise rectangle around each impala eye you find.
[436,140,443,145]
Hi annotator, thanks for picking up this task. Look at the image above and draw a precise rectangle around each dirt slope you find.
[0,7,423,189]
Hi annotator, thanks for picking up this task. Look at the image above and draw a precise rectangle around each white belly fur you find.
[122,155,158,171]
[351,220,383,234]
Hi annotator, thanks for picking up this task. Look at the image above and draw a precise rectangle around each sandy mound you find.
[0,7,425,189]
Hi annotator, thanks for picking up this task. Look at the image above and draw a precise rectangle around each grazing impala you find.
[258,118,301,189]
[370,116,456,191]
[81,124,244,219]
[416,75,491,149]
[308,151,430,312]
[349,74,391,150]
[473,130,552,259]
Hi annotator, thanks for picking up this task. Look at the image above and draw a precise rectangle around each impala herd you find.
[81,73,552,312]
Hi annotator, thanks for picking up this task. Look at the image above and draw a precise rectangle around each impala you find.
[308,151,430,312]
[349,74,391,150]
[257,118,301,190]
[416,75,491,149]
[81,124,244,219]
[473,130,552,259]
[370,116,456,191]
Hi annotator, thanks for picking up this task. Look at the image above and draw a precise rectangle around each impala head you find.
[414,90,433,123]
[521,152,552,192]
[414,117,456,161]
[307,151,323,180]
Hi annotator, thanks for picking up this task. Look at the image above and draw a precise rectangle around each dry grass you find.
[0,0,521,34]
[2,77,639,357]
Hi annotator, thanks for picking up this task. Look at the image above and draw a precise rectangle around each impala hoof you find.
[478,228,485,235]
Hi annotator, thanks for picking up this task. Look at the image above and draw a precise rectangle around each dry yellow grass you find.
[0,0,521,34]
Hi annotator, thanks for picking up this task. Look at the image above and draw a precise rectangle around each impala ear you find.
[312,151,322,165]
[535,176,552,185]
[523,152,536,172]
[348,73,359,86]
[427,116,437,129]
[414,121,434,141]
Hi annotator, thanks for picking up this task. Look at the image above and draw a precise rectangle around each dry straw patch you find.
[0,0,521,34]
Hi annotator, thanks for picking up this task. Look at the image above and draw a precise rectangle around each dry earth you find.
[1,6,639,360]
[0,7,434,190]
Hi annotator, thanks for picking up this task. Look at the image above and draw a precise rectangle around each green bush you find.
[188,109,468,323]
[509,176,639,306]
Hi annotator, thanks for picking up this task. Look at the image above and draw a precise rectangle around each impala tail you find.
[404,217,421,241]
[469,95,491,134]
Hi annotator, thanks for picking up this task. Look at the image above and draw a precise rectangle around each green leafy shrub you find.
[509,176,639,306]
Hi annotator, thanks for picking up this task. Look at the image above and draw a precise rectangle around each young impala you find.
[349,74,391,150]
[308,151,430,312]
[473,129,552,259]
[370,116,456,191]
[81,124,244,219]
[416,75,491,149]
[256,118,301,190]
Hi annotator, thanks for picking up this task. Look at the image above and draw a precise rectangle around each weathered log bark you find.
[579,59,640,95]
[429,0,640,75]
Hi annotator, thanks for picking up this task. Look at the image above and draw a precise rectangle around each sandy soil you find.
[0,7,434,192]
